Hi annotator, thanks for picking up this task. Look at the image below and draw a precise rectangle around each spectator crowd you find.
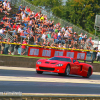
[0,0,96,56]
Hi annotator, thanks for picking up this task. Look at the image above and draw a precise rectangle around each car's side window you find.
[73,59,76,63]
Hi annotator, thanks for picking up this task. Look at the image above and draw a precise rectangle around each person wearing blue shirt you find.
[79,36,82,41]
[12,29,17,35]
[12,29,18,40]
[0,0,4,3]
[24,30,28,36]
[18,4,22,11]
[24,22,27,27]
[57,35,61,40]
[56,33,65,44]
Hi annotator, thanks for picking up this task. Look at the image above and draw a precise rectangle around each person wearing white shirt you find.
[64,32,69,38]
[0,28,4,34]
[65,28,70,34]
[58,31,61,36]
[0,28,5,34]
[7,2,11,11]
[18,27,22,33]
[68,27,73,33]
[0,28,5,37]
[97,51,100,61]
[22,13,26,20]
[41,32,46,42]
[58,43,62,48]
[32,11,34,15]
[3,1,7,10]
[61,27,65,32]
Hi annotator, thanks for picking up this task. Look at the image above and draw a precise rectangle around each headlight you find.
[37,62,41,64]
[56,64,63,67]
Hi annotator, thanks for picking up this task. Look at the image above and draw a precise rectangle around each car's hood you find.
[39,59,68,64]
[45,60,60,64]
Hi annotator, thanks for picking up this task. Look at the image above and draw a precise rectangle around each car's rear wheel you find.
[87,67,91,78]
[65,65,70,76]
[36,71,43,74]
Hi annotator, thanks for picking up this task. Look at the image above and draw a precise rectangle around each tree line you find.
[27,0,100,36]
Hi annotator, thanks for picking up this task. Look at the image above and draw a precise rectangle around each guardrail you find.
[0,41,100,63]
[0,42,100,52]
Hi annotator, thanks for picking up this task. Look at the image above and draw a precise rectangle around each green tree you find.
[31,0,62,8]
[65,0,100,34]
[30,0,64,18]
[52,6,66,18]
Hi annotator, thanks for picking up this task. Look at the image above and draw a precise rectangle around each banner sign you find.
[28,47,87,60]
[86,51,93,61]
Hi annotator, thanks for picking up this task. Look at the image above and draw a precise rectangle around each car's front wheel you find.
[65,65,70,76]
[36,71,43,74]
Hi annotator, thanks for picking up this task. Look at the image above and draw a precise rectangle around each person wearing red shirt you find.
[27,7,31,12]
[16,24,20,30]
[54,32,57,39]
[35,13,38,18]
[21,38,27,55]
[13,23,16,29]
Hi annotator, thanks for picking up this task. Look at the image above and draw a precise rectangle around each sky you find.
[62,0,67,5]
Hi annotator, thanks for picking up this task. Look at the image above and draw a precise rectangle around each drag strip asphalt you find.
[0,66,100,94]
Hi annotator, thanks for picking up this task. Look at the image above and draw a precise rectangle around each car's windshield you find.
[49,57,71,62]
[73,59,80,63]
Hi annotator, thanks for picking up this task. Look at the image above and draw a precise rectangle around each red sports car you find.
[36,56,93,78]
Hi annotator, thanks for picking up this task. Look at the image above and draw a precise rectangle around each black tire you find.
[58,73,65,76]
[36,71,43,74]
[65,65,70,76]
[87,67,91,78]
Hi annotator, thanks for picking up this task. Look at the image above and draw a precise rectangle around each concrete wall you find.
[0,55,100,72]
[0,55,38,68]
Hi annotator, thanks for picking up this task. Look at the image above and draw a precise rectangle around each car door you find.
[72,59,80,74]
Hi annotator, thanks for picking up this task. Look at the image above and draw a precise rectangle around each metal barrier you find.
[0,41,99,55]
[0,41,100,64]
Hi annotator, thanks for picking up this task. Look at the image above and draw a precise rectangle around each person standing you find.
[4,38,10,54]
[1,38,6,54]
[97,51,100,62]
[21,38,27,55]
[92,47,98,61]
[9,38,16,55]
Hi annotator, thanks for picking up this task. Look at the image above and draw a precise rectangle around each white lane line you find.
[21,93,100,97]
[0,66,100,75]
[0,66,36,71]
[22,93,100,96]
[0,76,100,84]
[92,72,100,75]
